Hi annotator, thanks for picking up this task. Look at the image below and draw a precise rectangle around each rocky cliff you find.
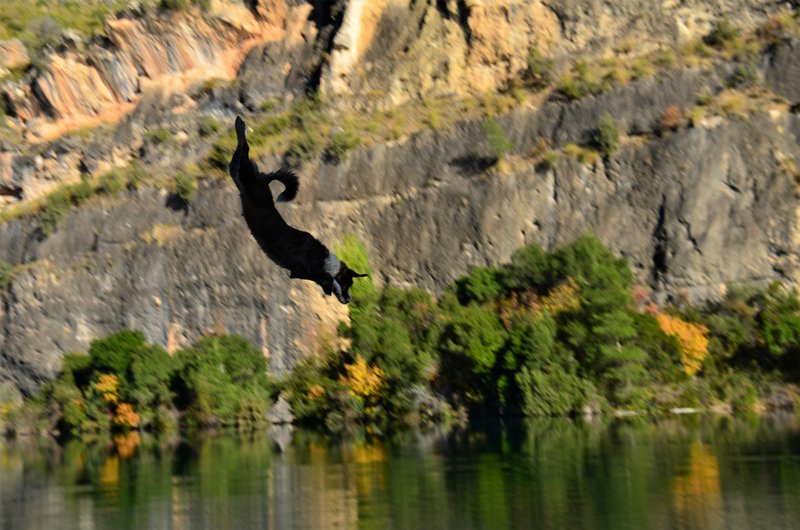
[0,0,799,394]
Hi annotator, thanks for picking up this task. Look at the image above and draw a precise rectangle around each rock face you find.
[2,0,292,140]
[1,65,799,393]
[0,40,29,70]
[0,1,800,394]
[0,0,317,204]
[319,0,783,103]
[0,186,350,394]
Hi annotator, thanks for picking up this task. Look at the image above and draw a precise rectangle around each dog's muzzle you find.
[336,292,352,304]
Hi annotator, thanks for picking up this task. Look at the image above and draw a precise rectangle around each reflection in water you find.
[672,442,723,530]
[1,415,800,530]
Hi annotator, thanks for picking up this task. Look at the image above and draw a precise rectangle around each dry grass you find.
[140,224,183,246]
[562,143,601,166]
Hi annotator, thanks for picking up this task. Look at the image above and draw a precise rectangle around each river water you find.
[2,415,799,529]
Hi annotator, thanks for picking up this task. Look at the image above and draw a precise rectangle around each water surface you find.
[2,415,800,529]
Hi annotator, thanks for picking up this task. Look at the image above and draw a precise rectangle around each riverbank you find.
[2,235,799,440]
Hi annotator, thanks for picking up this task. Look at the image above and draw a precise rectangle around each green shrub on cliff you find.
[593,112,621,157]
[38,187,72,236]
[0,259,14,290]
[13,330,277,437]
[174,171,197,202]
[523,44,554,90]
[325,128,362,163]
[198,115,220,137]
[695,282,800,381]
[557,61,605,100]
[0,2,129,63]
[173,335,274,428]
[705,18,741,48]
[484,117,514,164]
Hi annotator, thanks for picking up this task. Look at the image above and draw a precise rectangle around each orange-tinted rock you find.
[20,2,293,140]
[0,39,29,70]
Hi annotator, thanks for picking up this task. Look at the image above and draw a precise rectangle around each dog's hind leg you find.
[230,117,272,202]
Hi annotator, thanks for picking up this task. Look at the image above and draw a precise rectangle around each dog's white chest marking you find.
[324,253,341,278]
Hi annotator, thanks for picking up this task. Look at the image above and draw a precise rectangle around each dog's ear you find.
[353,272,368,278]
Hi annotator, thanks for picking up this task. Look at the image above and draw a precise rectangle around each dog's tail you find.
[267,167,300,203]
[230,116,299,204]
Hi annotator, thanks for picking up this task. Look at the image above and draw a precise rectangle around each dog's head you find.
[334,263,368,304]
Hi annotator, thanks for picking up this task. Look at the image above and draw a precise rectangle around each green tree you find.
[455,266,505,304]
[438,297,507,406]
[503,242,552,291]
[174,335,272,427]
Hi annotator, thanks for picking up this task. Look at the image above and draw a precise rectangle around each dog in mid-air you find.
[229,116,367,304]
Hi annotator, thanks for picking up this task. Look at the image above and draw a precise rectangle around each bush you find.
[126,161,147,190]
[285,128,325,167]
[174,335,273,428]
[38,188,72,235]
[455,266,505,304]
[705,18,740,48]
[484,117,514,163]
[198,115,220,137]
[345,286,440,401]
[438,300,507,406]
[29,330,178,435]
[0,259,13,290]
[325,128,361,163]
[516,365,587,416]
[98,171,124,196]
[208,130,237,170]
[593,111,620,157]
[557,61,604,100]
[284,353,342,425]
[505,242,552,290]
[144,127,172,145]
[174,171,197,202]
[25,17,61,65]
[523,44,554,90]
[285,94,327,166]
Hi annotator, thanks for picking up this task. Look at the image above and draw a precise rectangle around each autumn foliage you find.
[656,313,710,376]
[113,403,142,428]
[340,355,385,406]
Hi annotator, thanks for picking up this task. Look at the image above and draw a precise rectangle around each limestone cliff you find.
[3,1,290,140]
[320,0,781,103]
[0,0,799,394]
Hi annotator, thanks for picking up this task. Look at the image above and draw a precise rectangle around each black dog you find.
[229,116,367,304]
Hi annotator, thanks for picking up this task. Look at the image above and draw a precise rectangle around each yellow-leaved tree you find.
[94,373,120,404]
[340,355,385,409]
[656,313,710,376]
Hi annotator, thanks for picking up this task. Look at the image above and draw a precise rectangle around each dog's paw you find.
[235,116,246,138]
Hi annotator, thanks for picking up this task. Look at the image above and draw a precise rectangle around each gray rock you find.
[267,395,295,425]
[765,38,800,103]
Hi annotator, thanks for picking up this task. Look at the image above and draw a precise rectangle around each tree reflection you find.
[0,416,799,529]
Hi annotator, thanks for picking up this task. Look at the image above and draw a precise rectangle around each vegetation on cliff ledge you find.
[285,234,800,433]
[5,331,276,437]
[4,235,798,439]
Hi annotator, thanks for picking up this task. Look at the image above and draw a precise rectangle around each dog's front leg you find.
[330,279,344,299]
